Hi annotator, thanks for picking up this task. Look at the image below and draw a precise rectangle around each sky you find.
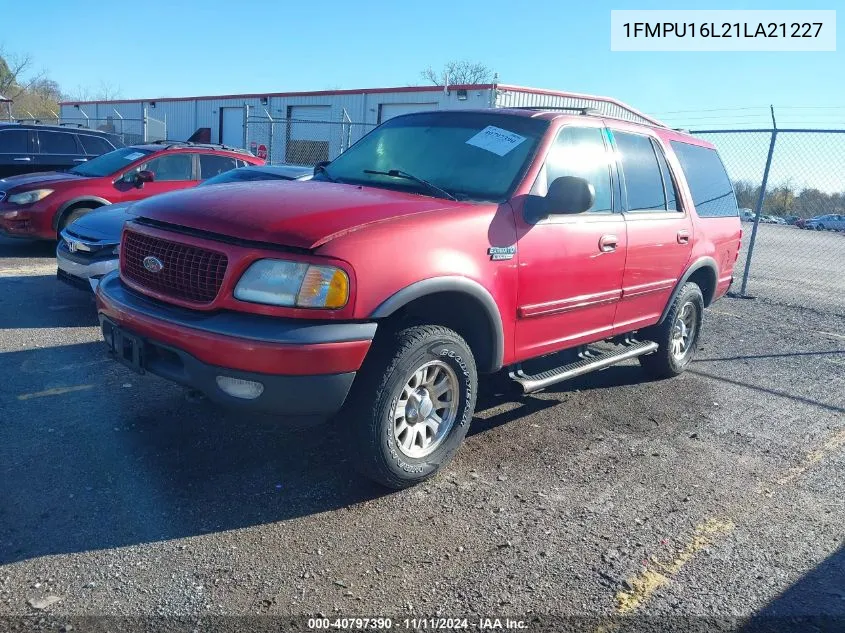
[2,0,843,190]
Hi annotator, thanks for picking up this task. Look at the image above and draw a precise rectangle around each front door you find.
[113,152,200,202]
[514,124,627,361]
[608,128,693,334]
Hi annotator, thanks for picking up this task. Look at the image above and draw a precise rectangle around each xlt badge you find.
[487,246,516,261]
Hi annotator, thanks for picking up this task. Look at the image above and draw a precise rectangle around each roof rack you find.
[150,140,254,156]
[511,106,600,115]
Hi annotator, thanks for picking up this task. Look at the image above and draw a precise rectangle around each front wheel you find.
[347,325,478,489]
[638,282,704,379]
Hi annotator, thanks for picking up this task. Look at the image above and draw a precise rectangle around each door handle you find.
[73,158,88,163]
[13,157,32,162]
[599,234,618,253]
[677,230,690,244]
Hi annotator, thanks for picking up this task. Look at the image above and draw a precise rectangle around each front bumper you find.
[56,247,118,291]
[96,272,376,420]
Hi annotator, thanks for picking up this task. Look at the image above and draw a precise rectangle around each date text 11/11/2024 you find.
[622,22,825,39]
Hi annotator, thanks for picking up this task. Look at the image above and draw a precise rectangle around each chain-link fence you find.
[245,115,375,166]
[693,128,845,316]
[12,112,167,146]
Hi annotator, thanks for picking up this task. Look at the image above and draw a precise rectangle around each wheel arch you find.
[658,257,718,324]
[370,277,505,373]
[52,196,112,231]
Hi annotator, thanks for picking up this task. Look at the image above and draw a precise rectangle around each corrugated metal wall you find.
[494,88,656,125]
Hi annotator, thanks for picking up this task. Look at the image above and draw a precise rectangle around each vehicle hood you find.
[65,202,138,242]
[0,171,89,190]
[132,181,466,249]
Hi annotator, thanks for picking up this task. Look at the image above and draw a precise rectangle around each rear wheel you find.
[638,282,704,379]
[347,324,478,489]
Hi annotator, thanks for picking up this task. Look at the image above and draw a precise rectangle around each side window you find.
[78,135,114,156]
[652,140,679,211]
[613,131,666,212]
[38,131,80,155]
[0,129,30,153]
[541,126,613,213]
[199,154,238,179]
[670,141,739,217]
[140,154,194,181]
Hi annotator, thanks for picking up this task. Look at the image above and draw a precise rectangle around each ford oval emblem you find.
[143,256,164,273]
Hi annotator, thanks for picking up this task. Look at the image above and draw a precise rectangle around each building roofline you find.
[58,83,498,106]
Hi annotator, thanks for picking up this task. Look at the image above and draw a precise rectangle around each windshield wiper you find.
[314,163,338,183]
[363,169,458,201]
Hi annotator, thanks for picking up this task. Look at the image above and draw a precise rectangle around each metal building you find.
[59,84,660,165]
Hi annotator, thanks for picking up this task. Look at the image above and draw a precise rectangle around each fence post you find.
[739,108,778,297]
[142,107,148,142]
[242,104,250,149]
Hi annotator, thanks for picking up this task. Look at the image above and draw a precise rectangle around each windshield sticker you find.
[123,152,145,161]
[465,126,527,157]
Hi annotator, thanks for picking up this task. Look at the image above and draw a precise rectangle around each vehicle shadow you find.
[0,237,58,259]
[0,274,97,329]
[740,543,845,630]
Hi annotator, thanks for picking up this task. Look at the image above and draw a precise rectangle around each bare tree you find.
[63,81,123,102]
[0,47,46,100]
[420,60,494,86]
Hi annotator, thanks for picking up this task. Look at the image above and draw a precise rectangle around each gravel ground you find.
[0,235,843,632]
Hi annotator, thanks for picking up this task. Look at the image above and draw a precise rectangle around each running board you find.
[509,341,658,394]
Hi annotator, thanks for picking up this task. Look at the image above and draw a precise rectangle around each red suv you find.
[96,107,742,488]
[0,142,263,240]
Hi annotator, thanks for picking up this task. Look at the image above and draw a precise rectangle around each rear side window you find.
[670,141,739,217]
[613,131,666,212]
[653,142,679,211]
[199,154,238,179]
[79,135,114,156]
[38,131,80,154]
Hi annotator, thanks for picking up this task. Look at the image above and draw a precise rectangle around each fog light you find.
[215,375,264,399]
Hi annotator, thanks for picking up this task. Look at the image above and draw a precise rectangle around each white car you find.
[805,214,845,231]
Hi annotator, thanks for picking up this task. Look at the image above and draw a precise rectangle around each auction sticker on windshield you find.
[466,126,527,157]
[124,152,145,161]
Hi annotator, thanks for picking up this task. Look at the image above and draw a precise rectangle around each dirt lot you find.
[0,233,843,632]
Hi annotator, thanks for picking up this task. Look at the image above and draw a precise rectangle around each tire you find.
[817,225,825,231]
[347,324,478,489]
[58,207,93,233]
[638,282,704,379]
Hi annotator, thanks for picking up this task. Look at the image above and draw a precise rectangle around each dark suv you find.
[0,123,124,178]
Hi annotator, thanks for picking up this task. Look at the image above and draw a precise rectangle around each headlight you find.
[7,189,54,205]
[234,259,349,309]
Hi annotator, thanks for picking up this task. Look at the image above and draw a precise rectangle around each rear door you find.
[514,123,627,360]
[0,127,36,177]
[35,130,86,172]
[609,128,693,334]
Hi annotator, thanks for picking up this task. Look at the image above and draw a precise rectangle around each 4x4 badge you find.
[487,246,516,261]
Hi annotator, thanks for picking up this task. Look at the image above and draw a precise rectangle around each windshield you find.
[317,111,548,202]
[69,147,155,177]
[200,168,292,186]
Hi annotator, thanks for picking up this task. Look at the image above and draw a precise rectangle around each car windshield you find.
[200,168,295,186]
[316,111,548,202]
[69,147,155,177]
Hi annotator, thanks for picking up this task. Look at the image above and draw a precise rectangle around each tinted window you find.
[69,147,155,177]
[140,154,193,181]
[320,111,548,202]
[78,135,114,156]
[542,126,613,213]
[199,154,237,179]
[0,129,29,153]
[670,141,738,217]
[652,140,679,211]
[38,131,80,155]
[614,131,666,212]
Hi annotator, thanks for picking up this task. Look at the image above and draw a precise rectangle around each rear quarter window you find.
[670,141,739,217]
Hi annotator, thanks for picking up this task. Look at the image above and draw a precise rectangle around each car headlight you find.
[7,189,54,205]
[234,259,349,309]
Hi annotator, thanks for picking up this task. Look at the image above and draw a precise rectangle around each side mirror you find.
[313,160,330,176]
[135,170,154,187]
[544,176,595,216]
